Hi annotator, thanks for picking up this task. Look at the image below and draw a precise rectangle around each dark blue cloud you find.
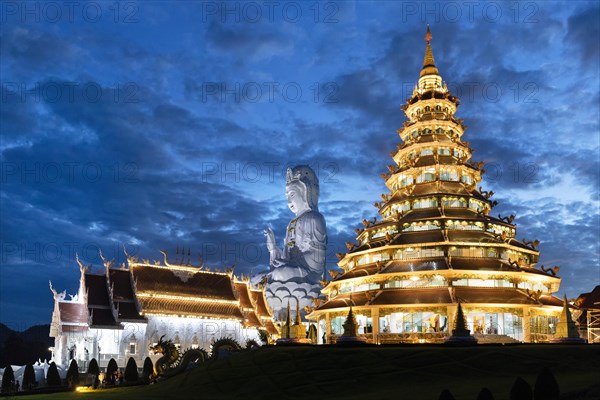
[1,1,598,327]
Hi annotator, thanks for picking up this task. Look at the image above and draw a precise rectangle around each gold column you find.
[523,307,531,343]
[326,313,331,336]
[372,308,380,344]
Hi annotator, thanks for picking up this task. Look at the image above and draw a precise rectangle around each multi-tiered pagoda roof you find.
[307,27,564,343]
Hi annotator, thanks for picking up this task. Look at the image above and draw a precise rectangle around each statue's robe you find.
[269,209,327,284]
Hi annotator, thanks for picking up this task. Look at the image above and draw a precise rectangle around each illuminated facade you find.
[50,251,278,369]
[307,27,564,344]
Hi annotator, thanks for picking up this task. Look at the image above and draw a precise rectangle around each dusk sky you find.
[1,1,598,329]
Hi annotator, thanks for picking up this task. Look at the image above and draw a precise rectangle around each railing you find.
[328,332,449,344]
[377,332,448,344]
[530,333,554,343]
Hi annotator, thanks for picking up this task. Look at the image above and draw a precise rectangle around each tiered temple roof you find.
[130,262,244,321]
[51,252,278,336]
[307,27,564,333]
[250,288,279,335]
[234,281,263,328]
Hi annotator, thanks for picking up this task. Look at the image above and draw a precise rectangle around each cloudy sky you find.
[1,1,598,328]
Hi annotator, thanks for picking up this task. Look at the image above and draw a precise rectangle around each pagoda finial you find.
[420,25,439,78]
[295,297,302,325]
[425,24,432,44]
[283,299,292,338]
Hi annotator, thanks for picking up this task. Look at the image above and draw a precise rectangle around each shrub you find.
[124,357,139,383]
[534,368,559,400]
[510,376,533,400]
[46,362,62,387]
[87,358,99,377]
[142,357,154,382]
[477,387,495,400]
[106,358,118,385]
[438,389,455,400]
[66,359,79,386]
[22,364,36,390]
[1,365,14,393]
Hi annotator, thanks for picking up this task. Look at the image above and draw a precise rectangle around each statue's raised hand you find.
[264,227,276,252]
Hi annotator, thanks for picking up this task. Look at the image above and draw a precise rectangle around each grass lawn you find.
[16,344,600,400]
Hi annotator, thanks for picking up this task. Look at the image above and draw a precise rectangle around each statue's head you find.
[285,165,319,214]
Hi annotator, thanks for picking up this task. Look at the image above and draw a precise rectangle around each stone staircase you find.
[473,334,521,344]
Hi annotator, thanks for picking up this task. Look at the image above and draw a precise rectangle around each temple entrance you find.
[384,312,447,333]
[469,313,499,334]
[466,312,523,341]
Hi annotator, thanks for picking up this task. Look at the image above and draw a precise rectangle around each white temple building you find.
[49,252,278,369]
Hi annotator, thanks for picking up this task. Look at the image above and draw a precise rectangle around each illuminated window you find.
[413,198,438,209]
[416,172,436,183]
[443,197,467,208]
[385,280,402,289]
[438,148,451,156]
[486,248,498,258]
[340,284,352,294]
[469,279,494,287]
[430,276,446,286]
[420,148,433,156]
[404,222,440,232]
[469,199,484,212]
[392,202,411,213]
[421,247,444,257]
[461,175,473,184]
[399,176,414,188]
[440,169,459,181]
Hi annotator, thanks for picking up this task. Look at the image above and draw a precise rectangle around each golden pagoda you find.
[307,27,567,344]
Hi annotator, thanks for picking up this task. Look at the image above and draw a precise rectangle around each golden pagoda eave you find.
[306,302,563,321]
[338,241,541,268]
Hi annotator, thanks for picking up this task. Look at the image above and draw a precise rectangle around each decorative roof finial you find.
[421,25,439,78]
[295,297,302,325]
[425,24,432,44]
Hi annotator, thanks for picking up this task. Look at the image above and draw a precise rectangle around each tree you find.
[141,357,154,382]
[66,359,79,387]
[476,387,495,400]
[106,358,118,385]
[534,368,559,400]
[510,377,533,400]
[46,362,62,387]
[1,365,14,394]
[438,389,455,400]
[87,358,99,377]
[22,364,36,390]
[124,357,138,383]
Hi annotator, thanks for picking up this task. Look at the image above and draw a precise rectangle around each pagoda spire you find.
[420,25,439,78]
[295,297,302,325]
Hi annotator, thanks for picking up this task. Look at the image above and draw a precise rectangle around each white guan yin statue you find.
[256,165,327,320]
